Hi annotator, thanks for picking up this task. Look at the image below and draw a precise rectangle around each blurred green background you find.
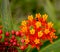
[0,0,60,52]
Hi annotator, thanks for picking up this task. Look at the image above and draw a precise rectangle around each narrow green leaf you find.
[26,45,32,52]
[1,0,13,32]
[44,0,57,23]
[39,39,60,52]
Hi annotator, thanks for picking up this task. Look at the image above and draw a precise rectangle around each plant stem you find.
[26,46,32,52]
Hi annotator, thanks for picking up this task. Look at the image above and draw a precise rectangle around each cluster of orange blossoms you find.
[19,13,57,50]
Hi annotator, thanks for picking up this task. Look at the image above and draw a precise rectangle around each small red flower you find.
[0,30,2,34]
[11,35,15,40]
[13,42,17,46]
[16,31,20,36]
[11,30,15,35]
[10,39,13,43]
[20,45,25,50]
[4,42,9,46]
[21,39,25,43]
[5,32,10,36]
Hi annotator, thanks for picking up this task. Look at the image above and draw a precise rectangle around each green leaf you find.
[26,45,32,52]
[40,39,60,52]
[43,0,60,33]
[13,24,19,31]
[1,0,13,32]
[44,0,57,23]
[18,49,22,52]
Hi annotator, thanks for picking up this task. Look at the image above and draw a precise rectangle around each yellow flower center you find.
[35,21,41,28]
[34,38,40,44]
[36,13,41,18]
[30,29,35,35]
[25,38,30,44]
[42,14,48,21]
[44,29,50,34]
[21,26,27,33]
[48,22,53,28]
[28,15,33,21]
[38,31,43,37]
[21,20,26,26]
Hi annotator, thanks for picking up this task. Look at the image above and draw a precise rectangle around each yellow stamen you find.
[38,31,43,37]
[42,14,48,21]
[48,22,53,28]
[35,21,41,28]
[36,13,41,18]
[21,26,27,33]
[30,28,35,35]
[25,38,30,44]
[21,20,26,26]
[34,38,40,44]
[28,15,33,21]
[44,29,50,34]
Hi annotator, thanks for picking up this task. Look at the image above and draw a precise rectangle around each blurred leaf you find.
[26,45,32,52]
[39,39,60,52]
[1,0,13,32]
[17,48,22,52]
[13,24,19,31]
[43,0,60,32]
[44,0,57,23]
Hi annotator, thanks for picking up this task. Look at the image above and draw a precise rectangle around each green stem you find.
[26,46,32,52]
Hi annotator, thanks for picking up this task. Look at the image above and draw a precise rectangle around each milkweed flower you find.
[19,13,57,50]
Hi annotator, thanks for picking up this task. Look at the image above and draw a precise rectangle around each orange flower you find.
[42,14,48,21]
[38,31,43,38]
[30,28,35,35]
[34,38,40,44]
[19,13,57,50]
[36,13,41,19]
[47,22,53,28]
[25,38,30,44]
[28,15,33,21]
[35,21,41,28]
[44,29,50,34]
[21,26,27,33]
[21,20,27,26]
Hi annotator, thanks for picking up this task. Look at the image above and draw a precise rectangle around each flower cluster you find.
[19,13,57,50]
[0,29,25,52]
[0,13,57,51]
